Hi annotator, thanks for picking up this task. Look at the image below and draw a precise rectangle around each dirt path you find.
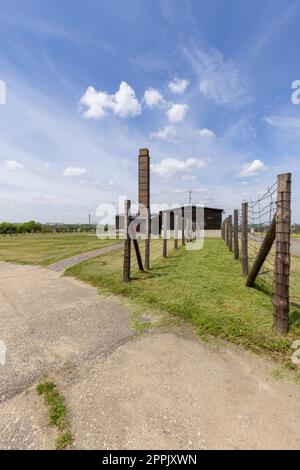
[0,262,300,449]
[47,243,122,272]
[0,262,133,402]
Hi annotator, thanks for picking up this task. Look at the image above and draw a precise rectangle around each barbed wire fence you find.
[123,202,188,282]
[247,181,277,289]
[221,173,292,335]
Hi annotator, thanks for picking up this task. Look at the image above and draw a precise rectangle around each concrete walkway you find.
[0,262,132,402]
[249,235,300,257]
[1,262,300,449]
[47,243,122,272]
[291,238,300,257]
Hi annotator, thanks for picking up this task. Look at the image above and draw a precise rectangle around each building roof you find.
[159,205,224,212]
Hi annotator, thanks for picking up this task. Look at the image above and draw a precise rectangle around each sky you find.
[0,0,299,224]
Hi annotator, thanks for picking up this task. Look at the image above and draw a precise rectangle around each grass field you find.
[66,238,300,360]
[0,233,119,266]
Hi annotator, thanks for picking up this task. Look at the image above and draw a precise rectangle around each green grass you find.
[0,233,119,266]
[66,238,300,360]
[37,380,73,449]
[55,432,73,450]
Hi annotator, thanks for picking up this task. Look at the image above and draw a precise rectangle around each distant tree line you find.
[292,224,300,234]
[0,221,97,235]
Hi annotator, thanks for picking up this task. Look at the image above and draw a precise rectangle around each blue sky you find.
[0,0,299,223]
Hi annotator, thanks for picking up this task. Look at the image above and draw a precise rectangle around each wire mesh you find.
[126,200,187,278]
[129,235,184,277]
[246,182,277,292]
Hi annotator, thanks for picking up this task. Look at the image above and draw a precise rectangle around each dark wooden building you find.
[116,205,223,234]
[158,206,223,232]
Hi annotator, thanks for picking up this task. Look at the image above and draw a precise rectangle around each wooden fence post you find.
[273,173,292,335]
[221,220,225,241]
[228,215,233,252]
[234,209,239,260]
[246,215,276,287]
[163,238,167,258]
[123,199,131,282]
[162,213,167,258]
[224,218,228,246]
[133,239,144,271]
[145,213,150,270]
[174,213,178,249]
[181,214,185,246]
[242,202,249,276]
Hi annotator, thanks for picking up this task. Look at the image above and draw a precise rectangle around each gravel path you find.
[66,333,300,450]
[47,243,122,272]
[0,262,133,403]
[1,262,300,450]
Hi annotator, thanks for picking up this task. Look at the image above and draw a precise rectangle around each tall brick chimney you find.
[138,148,150,269]
[138,148,150,211]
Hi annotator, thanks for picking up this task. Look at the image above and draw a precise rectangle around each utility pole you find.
[88,213,91,225]
[188,190,192,205]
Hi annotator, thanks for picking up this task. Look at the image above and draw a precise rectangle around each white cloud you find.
[80,86,112,119]
[182,174,196,181]
[184,47,252,108]
[150,126,176,141]
[263,115,300,129]
[151,157,206,178]
[80,81,141,119]
[168,78,189,94]
[63,166,87,176]
[5,160,24,171]
[143,87,165,108]
[113,81,141,117]
[197,128,216,139]
[170,186,206,194]
[166,103,188,123]
[171,188,186,194]
[33,194,63,204]
[238,159,266,177]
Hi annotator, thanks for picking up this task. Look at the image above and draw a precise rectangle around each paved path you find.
[47,243,123,272]
[292,238,300,257]
[1,262,300,449]
[249,235,300,257]
[0,262,133,403]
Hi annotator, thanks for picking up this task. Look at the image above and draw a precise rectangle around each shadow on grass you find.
[150,262,178,270]
[253,280,273,299]
[253,281,300,328]
[129,260,180,280]
[290,305,300,328]
[130,272,161,280]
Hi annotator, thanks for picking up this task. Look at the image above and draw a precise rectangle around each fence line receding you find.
[221,173,293,335]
